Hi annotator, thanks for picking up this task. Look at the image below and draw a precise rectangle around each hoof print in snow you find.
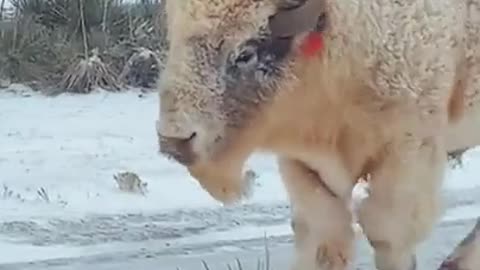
[113,171,148,196]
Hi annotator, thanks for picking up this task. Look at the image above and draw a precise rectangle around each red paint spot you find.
[300,32,324,58]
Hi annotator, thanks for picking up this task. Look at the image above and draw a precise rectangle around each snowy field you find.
[0,87,479,270]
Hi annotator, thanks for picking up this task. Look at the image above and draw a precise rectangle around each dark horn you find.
[269,0,326,38]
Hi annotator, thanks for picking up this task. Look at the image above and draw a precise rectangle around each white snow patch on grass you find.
[0,91,285,219]
[442,204,480,222]
[0,204,478,266]
[1,89,480,270]
[0,90,478,219]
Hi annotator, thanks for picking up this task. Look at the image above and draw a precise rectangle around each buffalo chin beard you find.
[187,160,256,206]
[186,130,259,206]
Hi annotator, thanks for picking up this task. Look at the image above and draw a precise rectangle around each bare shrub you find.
[113,171,148,195]
[0,0,169,92]
[59,48,121,93]
[448,148,470,169]
[118,47,160,90]
[0,15,68,85]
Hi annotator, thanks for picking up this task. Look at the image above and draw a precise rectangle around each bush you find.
[59,48,122,93]
[0,0,168,93]
[118,47,160,90]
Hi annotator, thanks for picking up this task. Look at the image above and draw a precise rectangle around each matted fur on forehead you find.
[166,0,276,40]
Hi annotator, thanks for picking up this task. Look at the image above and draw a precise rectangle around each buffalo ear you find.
[269,0,326,38]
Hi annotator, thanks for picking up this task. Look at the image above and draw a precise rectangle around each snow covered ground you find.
[0,88,479,269]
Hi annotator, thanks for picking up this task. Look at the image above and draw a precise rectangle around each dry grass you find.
[179,235,272,270]
[448,148,470,169]
[118,47,161,90]
[59,48,122,93]
[113,171,148,196]
[0,0,168,93]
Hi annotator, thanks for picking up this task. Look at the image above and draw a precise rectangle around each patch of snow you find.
[349,175,371,234]
[1,90,479,218]
[1,83,36,97]
[444,148,480,190]
[0,91,286,219]
[0,241,106,264]
[0,90,479,269]
[443,204,480,223]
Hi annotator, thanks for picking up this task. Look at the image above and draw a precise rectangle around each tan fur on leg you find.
[279,157,354,270]
[358,136,446,270]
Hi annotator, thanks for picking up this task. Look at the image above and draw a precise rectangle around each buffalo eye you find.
[234,45,258,68]
[225,36,292,79]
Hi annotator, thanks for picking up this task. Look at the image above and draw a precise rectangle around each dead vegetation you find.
[448,148,470,168]
[118,47,160,90]
[0,0,168,94]
[113,171,148,195]
[60,48,121,93]
[1,0,478,267]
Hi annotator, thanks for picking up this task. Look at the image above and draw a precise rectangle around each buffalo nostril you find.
[188,132,197,141]
[158,132,198,166]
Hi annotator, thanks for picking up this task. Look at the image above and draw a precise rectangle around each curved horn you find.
[269,0,326,38]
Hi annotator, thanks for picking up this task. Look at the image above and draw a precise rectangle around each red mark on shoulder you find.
[299,32,324,58]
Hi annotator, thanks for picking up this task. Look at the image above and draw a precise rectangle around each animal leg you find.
[279,157,354,270]
[358,136,446,270]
